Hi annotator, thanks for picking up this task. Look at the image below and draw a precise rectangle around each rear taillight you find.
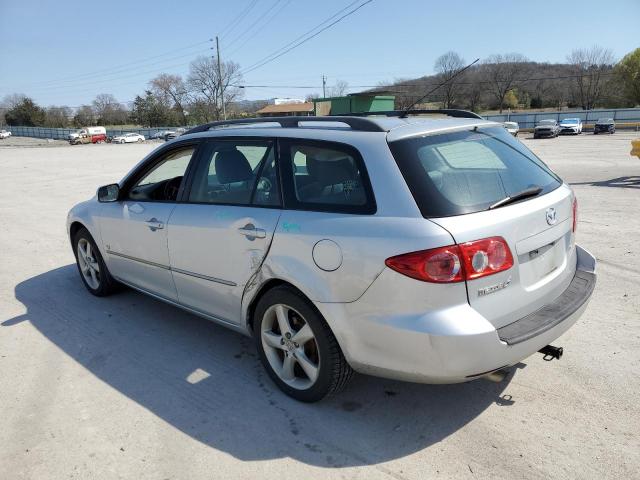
[385,245,463,283]
[458,237,514,280]
[572,197,578,233]
[385,236,513,283]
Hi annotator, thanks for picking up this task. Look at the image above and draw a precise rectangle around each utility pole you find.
[322,75,326,98]
[216,36,226,120]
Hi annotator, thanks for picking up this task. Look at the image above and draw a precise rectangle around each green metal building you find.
[313,93,395,116]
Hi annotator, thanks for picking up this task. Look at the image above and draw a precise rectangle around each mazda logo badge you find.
[546,207,557,225]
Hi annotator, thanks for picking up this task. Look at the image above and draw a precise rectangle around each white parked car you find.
[503,121,519,136]
[113,133,145,144]
[0,129,12,139]
[559,118,583,135]
[67,112,596,402]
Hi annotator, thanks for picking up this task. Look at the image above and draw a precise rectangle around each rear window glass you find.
[389,126,561,217]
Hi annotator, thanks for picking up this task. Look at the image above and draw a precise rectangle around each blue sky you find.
[0,0,638,107]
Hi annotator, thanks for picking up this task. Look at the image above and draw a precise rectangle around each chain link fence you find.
[483,108,640,130]
[1,126,185,140]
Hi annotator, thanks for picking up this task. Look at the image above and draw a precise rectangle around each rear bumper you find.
[315,245,596,384]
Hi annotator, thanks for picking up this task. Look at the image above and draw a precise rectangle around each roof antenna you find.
[399,58,480,118]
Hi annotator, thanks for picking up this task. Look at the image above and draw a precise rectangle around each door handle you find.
[238,223,266,239]
[145,218,164,231]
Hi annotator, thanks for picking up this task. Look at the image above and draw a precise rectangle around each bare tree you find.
[327,80,349,97]
[92,94,128,125]
[483,53,529,112]
[150,73,189,124]
[44,106,72,127]
[434,51,465,108]
[73,105,96,127]
[187,56,243,121]
[459,72,485,112]
[567,46,615,109]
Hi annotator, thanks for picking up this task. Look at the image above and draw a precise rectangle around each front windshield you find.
[389,126,562,217]
[538,120,555,125]
[597,118,613,123]
[560,118,578,124]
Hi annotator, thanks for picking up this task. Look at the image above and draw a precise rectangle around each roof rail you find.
[183,116,386,135]
[341,109,484,120]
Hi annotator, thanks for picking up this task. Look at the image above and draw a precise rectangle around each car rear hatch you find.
[431,187,576,328]
[388,124,578,329]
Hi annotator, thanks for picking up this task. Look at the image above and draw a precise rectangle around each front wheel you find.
[73,227,119,296]
[253,286,353,402]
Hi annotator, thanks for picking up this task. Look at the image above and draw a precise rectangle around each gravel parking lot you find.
[0,132,638,479]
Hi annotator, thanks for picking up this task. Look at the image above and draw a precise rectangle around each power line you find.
[19,40,212,88]
[234,71,618,90]
[219,0,259,40]
[224,0,283,51]
[226,0,292,58]
[239,0,372,76]
[18,48,212,92]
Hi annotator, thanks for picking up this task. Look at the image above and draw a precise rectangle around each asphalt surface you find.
[0,132,638,479]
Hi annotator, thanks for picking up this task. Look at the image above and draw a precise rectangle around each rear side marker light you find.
[385,236,514,283]
[572,197,578,233]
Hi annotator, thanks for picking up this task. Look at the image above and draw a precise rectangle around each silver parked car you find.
[67,112,596,402]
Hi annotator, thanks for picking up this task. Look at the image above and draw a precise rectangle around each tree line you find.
[1,46,638,128]
[380,46,640,113]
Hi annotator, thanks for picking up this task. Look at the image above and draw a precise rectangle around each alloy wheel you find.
[77,238,101,289]
[261,304,320,390]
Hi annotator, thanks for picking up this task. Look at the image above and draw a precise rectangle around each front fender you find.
[67,198,104,253]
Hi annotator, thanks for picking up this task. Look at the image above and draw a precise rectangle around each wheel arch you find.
[69,221,86,243]
[245,278,303,334]
[243,276,355,375]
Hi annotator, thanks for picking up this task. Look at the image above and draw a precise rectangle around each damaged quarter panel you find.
[253,213,456,304]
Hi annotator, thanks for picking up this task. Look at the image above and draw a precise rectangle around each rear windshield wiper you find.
[489,186,543,210]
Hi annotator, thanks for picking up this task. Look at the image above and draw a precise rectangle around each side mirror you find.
[97,183,120,202]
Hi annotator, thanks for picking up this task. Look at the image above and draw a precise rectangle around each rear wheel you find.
[73,227,118,296]
[253,286,353,402]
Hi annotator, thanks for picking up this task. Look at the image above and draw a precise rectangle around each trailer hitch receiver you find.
[538,344,563,361]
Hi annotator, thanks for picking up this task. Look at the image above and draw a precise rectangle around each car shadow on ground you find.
[571,176,640,189]
[5,265,518,467]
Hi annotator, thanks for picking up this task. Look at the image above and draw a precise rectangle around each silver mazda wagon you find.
[67,111,596,402]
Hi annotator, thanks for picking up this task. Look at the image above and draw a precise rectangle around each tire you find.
[72,227,119,296]
[253,285,353,402]
[137,138,143,143]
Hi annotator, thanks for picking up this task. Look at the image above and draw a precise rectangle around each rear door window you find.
[280,140,376,214]
[389,126,561,217]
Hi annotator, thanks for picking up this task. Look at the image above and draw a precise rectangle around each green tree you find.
[5,98,46,126]
[503,89,519,109]
[615,48,640,106]
[130,91,174,127]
